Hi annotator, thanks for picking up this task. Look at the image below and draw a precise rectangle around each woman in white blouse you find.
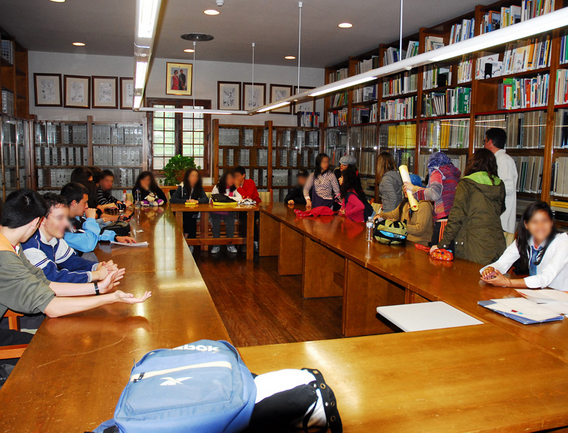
[480,202,568,291]
[304,153,340,209]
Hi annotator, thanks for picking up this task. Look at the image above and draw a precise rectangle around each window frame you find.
[146,98,212,176]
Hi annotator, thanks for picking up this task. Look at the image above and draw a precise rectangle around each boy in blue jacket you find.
[22,194,113,283]
[60,182,136,253]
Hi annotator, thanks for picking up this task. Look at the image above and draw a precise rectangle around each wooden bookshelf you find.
[0,27,30,119]
[321,0,567,223]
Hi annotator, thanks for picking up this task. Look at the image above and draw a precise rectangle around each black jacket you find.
[284,187,307,205]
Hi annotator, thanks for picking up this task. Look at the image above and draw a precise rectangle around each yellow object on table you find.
[185,202,198,207]
[399,165,419,212]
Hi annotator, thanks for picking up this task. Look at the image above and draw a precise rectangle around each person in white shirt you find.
[484,128,518,244]
[210,172,242,255]
[480,202,568,291]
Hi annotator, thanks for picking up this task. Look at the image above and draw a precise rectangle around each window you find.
[147,99,211,175]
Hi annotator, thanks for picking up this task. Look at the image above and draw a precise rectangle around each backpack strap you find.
[302,368,343,433]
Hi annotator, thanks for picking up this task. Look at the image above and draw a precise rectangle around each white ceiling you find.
[1,0,494,67]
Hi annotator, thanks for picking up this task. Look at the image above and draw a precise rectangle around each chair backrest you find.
[258,190,273,203]
[0,310,27,360]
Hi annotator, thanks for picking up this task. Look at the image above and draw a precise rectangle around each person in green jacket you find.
[431,149,506,266]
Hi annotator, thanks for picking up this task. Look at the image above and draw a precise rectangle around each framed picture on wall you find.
[217,81,241,111]
[242,83,266,111]
[92,76,118,109]
[166,62,192,96]
[120,77,135,110]
[269,84,293,114]
[293,86,316,114]
[64,75,90,109]
[34,73,62,107]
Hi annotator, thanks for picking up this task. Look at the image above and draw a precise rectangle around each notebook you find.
[478,298,564,325]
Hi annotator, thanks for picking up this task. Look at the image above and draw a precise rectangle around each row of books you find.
[389,149,415,172]
[250,169,269,188]
[92,146,143,167]
[382,124,417,149]
[422,93,447,118]
[358,150,377,176]
[423,66,451,90]
[353,85,377,103]
[350,124,377,149]
[554,109,568,149]
[552,158,568,197]
[3,168,18,189]
[449,18,475,45]
[425,36,444,52]
[417,154,467,179]
[35,146,89,167]
[1,90,14,116]
[352,105,378,125]
[561,33,568,65]
[297,112,321,128]
[555,70,568,105]
[480,6,521,34]
[380,97,417,121]
[92,124,144,146]
[355,56,380,74]
[272,169,291,186]
[501,36,551,75]
[497,74,549,110]
[382,72,417,97]
[382,41,420,66]
[35,123,89,145]
[327,108,349,127]
[1,40,13,64]
[513,155,543,193]
[422,87,471,117]
[550,200,568,221]
[296,130,320,148]
[330,92,349,108]
[218,128,240,147]
[475,111,546,149]
[457,57,473,84]
[419,120,470,149]
[328,67,349,83]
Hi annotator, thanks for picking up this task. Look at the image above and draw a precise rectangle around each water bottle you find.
[365,216,374,242]
[135,189,141,208]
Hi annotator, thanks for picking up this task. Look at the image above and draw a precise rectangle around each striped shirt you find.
[97,186,119,205]
[304,171,340,201]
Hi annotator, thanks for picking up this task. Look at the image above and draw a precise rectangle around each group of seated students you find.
[170,165,261,254]
[288,128,568,292]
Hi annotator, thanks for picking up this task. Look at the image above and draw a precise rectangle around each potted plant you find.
[162,155,201,186]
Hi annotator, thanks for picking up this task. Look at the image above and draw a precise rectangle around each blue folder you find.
[478,300,564,325]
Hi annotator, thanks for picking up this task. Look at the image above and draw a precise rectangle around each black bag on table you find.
[100,221,131,237]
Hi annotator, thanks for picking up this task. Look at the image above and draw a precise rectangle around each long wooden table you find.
[260,203,568,363]
[0,208,230,432]
[170,202,258,261]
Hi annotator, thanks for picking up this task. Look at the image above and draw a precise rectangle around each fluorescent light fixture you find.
[257,101,291,113]
[139,107,248,115]
[133,95,143,110]
[310,76,377,97]
[72,42,85,46]
[338,22,353,28]
[184,48,195,53]
[429,7,568,62]
[204,9,220,15]
[49,0,66,2]
[134,61,149,90]
[137,0,161,39]
[285,55,296,60]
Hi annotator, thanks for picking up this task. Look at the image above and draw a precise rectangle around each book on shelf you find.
[330,92,349,108]
[239,149,250,166]
[422,87,471,118]
[355,56,380,73]
[385,124,416,149]
[219,128,240,146]
[552,157,568,198]
[352,105,378,124]
[480,1,555,35]
[327,108,349,127]
[1,90,14,116]
[476,53,503,80]
[449,18,475,45]
[554,109,568,148]
[390,149,415,171]
[380,97,416,121]
[475,112,546,149]
[423,66,451,90]
[382,72,417,97]
[297,112,320,127]
[501,36,551,75]
[555,70,568,105]
[457,56,473,84]
[561,32,568,65]
[497,74,549,109]
[521,0,555,21]
[281,130,292,148]
[420,119,470,149]
[328,67,349,83]
[383,47,402,66]
[257,149,268,166]
[406,41,419,59]
[353,84,378,103]
[425,36,444,52]
[513,155,543,193]
[1,39,13,64]
[243,129,254,146]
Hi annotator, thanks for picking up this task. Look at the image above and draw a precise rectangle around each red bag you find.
[294,207,334,218]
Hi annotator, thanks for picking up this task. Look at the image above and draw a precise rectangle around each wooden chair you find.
[258,189,273,204]
[0,310,27,360]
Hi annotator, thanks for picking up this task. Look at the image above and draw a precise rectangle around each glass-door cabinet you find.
[1,115,30,200]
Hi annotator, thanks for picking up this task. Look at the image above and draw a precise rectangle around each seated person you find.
[61,182,136,253]
[22,193,113,284]
[133,171,168,205]
[481,201,568,290]
[0,190,151,362]
[71,167,104,214]
[284,169,309,205]
[88,166,105,189]
[374,197,434,247]
[233,166,261,204]
[338,167,368,223]
[97,170,133,208]
[210,172,242,255]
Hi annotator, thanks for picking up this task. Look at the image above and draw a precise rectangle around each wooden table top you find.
[261,203,568,363]
[170,203,260,213]
[0,208,230,432]
[241,324,568,433]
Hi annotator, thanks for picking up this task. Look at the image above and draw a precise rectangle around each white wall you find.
[28,51,325,125]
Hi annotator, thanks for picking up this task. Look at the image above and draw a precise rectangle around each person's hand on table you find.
[287,200,294,206]
[98,260,118,272]
[114,290,152,304]
[85,208,98,219]
[124,200,133,207]
[481,266,496,280]
[186,199,199,204]
[116,236,137,244]
[92,265,109,281]
[481,269,511,287]
[305,199,312,210]
[430,245,439,254]
[98,268,126,293]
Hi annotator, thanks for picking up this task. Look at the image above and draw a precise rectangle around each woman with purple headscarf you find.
[404,152,461,246]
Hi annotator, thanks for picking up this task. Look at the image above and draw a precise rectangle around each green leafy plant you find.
[162,155,201,186]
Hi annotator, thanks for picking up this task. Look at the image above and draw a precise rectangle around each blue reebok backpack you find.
[94,340,256,433]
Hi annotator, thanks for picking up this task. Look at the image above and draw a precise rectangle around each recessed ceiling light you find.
[285,56,296,60]
[184,48,195,53]
[72,42,86,46]
[50,0,66,2]
[338,22,353,28]
[204,9,220,15]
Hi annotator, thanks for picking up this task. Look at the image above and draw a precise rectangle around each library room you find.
[2,0,568,431]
